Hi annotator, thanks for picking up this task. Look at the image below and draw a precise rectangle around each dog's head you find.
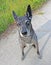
[12,5,32,37]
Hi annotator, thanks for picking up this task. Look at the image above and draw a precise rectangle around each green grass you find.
[0,0,47,34]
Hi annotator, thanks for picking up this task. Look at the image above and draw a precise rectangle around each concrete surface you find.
[0,0,51,65]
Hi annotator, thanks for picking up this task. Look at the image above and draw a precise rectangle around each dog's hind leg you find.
[32,39,40,55]
[36,41,40,55]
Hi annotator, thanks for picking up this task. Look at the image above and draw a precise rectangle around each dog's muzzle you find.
[22,32,27,35]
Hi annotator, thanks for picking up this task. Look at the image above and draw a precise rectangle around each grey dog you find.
[12,5,40,60]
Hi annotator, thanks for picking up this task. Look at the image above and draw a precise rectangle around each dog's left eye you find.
[26,21,30,25]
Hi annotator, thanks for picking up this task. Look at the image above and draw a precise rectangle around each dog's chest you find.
[20,35,32,44]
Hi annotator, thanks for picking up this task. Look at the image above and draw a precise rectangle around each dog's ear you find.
[12,11,18,21]
[26,5,32,20]
[12,11,21,26]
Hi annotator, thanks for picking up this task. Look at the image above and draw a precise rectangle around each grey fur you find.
[12,5,40,60]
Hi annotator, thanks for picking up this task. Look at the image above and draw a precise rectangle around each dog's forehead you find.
[19,16,28,22]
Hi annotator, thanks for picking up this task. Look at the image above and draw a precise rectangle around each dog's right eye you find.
[17,22,21,26]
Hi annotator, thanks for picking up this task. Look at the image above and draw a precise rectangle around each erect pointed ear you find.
[12,11,18,21]
[12,11,21,26]
[26,5,32,20]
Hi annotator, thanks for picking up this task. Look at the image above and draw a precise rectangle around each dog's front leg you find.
[21,43,26,60]
[22,46,24,56]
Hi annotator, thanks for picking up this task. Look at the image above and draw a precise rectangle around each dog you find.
[12,5,40,60]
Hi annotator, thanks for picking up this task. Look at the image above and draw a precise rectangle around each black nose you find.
[22,32,27,35]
